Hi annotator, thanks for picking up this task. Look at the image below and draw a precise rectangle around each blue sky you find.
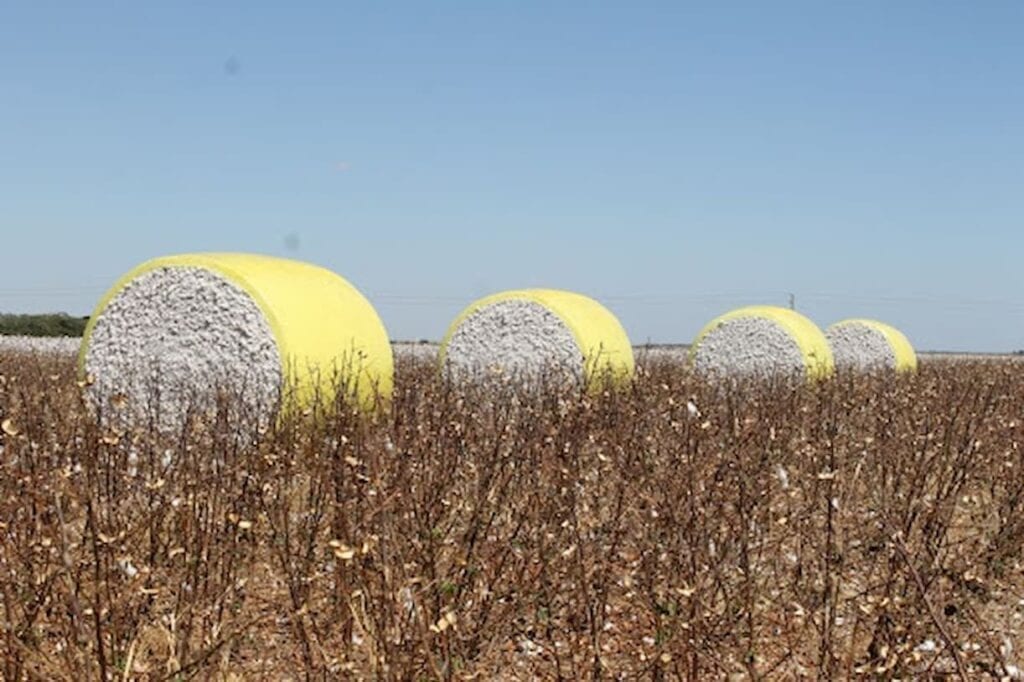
[2,2,1022,350]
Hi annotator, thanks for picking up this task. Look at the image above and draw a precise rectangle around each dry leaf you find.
[430,610,457,633]
[1,419,18,437]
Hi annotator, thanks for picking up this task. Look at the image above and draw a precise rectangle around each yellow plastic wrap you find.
[438,288,635,388]
[79,253,393,411]
[830,319,917,373]
[690,305,835,380]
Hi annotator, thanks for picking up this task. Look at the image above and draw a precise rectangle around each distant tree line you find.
[0,313,88,337]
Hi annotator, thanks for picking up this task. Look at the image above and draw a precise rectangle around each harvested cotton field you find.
[79,253,392,428]
[0,335,81,355]
[6,348,1024,678]
[391,340,440,361]
[690,305,834,380]
[826,318,917,373]
[439,289,634,389]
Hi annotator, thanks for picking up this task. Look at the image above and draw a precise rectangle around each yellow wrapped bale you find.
[438,289,634,389]
[826,319,917,373]
[79,253,392,426]
[690,305,834,381]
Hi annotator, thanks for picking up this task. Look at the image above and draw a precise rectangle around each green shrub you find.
[0,313,88,337]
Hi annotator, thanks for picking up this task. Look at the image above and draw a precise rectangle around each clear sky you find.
[2,2,1022,351]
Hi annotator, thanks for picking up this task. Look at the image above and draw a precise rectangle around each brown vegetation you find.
[3,351,1024,679]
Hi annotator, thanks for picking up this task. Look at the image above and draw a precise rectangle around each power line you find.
[4,284,1024,313]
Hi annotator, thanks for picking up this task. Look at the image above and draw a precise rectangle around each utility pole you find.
[788,293,796,310]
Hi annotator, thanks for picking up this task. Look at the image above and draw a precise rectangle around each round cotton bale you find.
[438,289,634,389]
[79,253,393,427]
[825,319,917,373]
[690,305,834,381]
